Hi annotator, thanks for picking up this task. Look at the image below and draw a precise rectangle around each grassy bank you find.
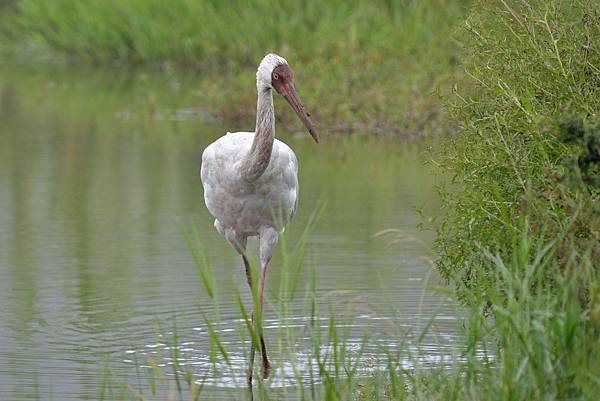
[357,231,599,400]
[424,0,600,398]
[436,0,600,297]
[0,0,469,137]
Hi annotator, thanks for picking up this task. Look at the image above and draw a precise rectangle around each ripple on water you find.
[0,64,451,400]
[120,311,468,389]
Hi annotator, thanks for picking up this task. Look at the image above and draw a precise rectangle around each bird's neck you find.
[241,87,275,182]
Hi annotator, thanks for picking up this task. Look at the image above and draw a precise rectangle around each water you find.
[0,64,456,400]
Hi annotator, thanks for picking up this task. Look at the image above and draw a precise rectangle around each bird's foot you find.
[247,368,253,388]
[262,359,271,379]
[247,376,254,401]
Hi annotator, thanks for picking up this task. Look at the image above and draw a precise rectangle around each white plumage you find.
[201,131,298,237]
[199,53,318,387]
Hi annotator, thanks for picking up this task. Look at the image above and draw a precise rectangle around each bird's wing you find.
[273,139,299,221]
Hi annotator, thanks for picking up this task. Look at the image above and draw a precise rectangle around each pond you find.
[0,64,457,400]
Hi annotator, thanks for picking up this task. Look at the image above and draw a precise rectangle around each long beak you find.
[279,82,320,143]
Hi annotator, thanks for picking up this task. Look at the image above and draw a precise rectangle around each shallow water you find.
[0,64,456,400]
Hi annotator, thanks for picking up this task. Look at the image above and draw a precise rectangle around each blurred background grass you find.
[0,0,469,137]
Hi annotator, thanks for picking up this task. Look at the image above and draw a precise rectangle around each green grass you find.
[413,0,600,398]
[9,0,466,68]
[357,228,599,401]
[96,215,599,400]
[1,0,469,137]
[435,0,600,299]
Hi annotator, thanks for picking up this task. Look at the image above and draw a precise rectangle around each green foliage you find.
[13,0,465,67]
[358,227,600,401]
[427,3,600,397]
[3,0,469,136]
[559,115,600,189]
[436,0,600,297]
[0,0,19,39]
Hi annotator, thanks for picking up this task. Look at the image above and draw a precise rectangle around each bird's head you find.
[257,53,319,143]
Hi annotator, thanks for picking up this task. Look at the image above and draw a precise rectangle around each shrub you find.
[436,0,600,299]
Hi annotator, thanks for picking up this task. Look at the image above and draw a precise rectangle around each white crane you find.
[200,53,319,386]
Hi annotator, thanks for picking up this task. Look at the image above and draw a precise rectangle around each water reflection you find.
[0,64,450,400]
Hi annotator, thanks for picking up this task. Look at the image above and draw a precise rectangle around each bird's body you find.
[201,132,298,237]
[199,53,318,389]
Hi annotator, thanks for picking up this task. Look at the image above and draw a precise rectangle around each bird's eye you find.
[273,73,279,80]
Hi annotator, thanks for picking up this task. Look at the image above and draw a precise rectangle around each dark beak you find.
[277,82,319,143]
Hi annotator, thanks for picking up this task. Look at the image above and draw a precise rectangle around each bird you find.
[200,53,319,387]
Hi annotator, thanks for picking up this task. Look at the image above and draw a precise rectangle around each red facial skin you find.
[271,64,319,143]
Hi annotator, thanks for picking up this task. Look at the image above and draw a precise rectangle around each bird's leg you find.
[224,229,255,391]
[257,227,278,379]
[257,260,270,378]
[245,253,271,381]
[242,254,256,391]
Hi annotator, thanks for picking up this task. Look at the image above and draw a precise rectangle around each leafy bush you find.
[436,0,600,298]
[559,114,600,189]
